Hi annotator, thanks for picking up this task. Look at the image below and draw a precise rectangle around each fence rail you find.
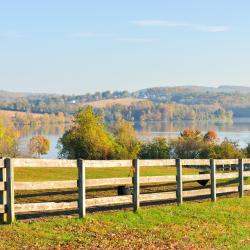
[0,158,250,224]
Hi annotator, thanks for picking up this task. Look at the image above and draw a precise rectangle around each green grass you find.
[14,166,198,181]
[14,166,198,204]
[4,167,250,249]
[0,197,250,249]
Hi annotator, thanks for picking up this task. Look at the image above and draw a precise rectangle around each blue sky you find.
[0,1,250,94]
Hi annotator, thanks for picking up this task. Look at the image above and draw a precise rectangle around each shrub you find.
[139,137,170,159]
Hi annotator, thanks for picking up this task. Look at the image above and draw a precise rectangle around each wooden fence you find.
[0,158,250,224]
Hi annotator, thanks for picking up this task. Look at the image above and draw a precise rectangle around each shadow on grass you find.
[14,174,250,221]
[16,190,248,221]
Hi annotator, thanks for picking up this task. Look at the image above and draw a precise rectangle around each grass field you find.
[4,166,250,249]
[14,166,199,204]
[0,197,250,249]
[13,166,250,204]
[82,97,143,108]
[14,166,198,181]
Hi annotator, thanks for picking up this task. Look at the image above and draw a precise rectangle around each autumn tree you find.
[0,117,20,157]
[112,119,140,159]
[203,130,219,144]
[58,106,117,159]
[171,128,205,159]
[28,136,50,158]
[180,128,203,140]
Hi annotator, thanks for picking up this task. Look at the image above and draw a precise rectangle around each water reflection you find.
[135,119,250,148]
[17,123,67,137]
[18,119,250,159]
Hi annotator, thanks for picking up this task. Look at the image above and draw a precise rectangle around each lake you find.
[19,118,250,159]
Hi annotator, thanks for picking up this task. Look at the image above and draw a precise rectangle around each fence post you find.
[132,159,140,211]
[210,159,216,202]
[176,159,183,204]
[238,158,244,198]
[5,158,14,224]
[0,159,7,224]
[77,159,86,218]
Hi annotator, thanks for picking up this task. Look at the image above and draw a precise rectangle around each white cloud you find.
[133,19,230,33]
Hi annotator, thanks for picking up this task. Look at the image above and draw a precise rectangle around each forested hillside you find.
[0,85,250,122]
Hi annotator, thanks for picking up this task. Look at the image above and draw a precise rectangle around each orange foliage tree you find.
[28,136,50,158]
[203,130,219,144]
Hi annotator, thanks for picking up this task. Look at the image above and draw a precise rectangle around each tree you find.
[203,130,219,144]
[139,137,170,159]
[112,119,140,159]
[58,106,116,159]
[201,139,245,159]
[28,136,50,158]
[245,143,250,157]
[0,117,20,157]
[171,128,205,159]
[180,128,203,140]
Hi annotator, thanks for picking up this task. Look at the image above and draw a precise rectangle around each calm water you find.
[19,118,250,159]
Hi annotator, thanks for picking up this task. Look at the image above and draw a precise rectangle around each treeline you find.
[0,97,76,114]
[1,86,250,120]
[13,112,69,126]
[135,86,250,118]
[96,102,232,122]
[58,107,249,160]
[0,90,130,114]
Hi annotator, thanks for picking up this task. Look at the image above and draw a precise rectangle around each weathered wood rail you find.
[0,158,250,224]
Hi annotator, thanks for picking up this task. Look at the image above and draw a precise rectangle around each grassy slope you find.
[82,97,143,108]
[0,197,249,249]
